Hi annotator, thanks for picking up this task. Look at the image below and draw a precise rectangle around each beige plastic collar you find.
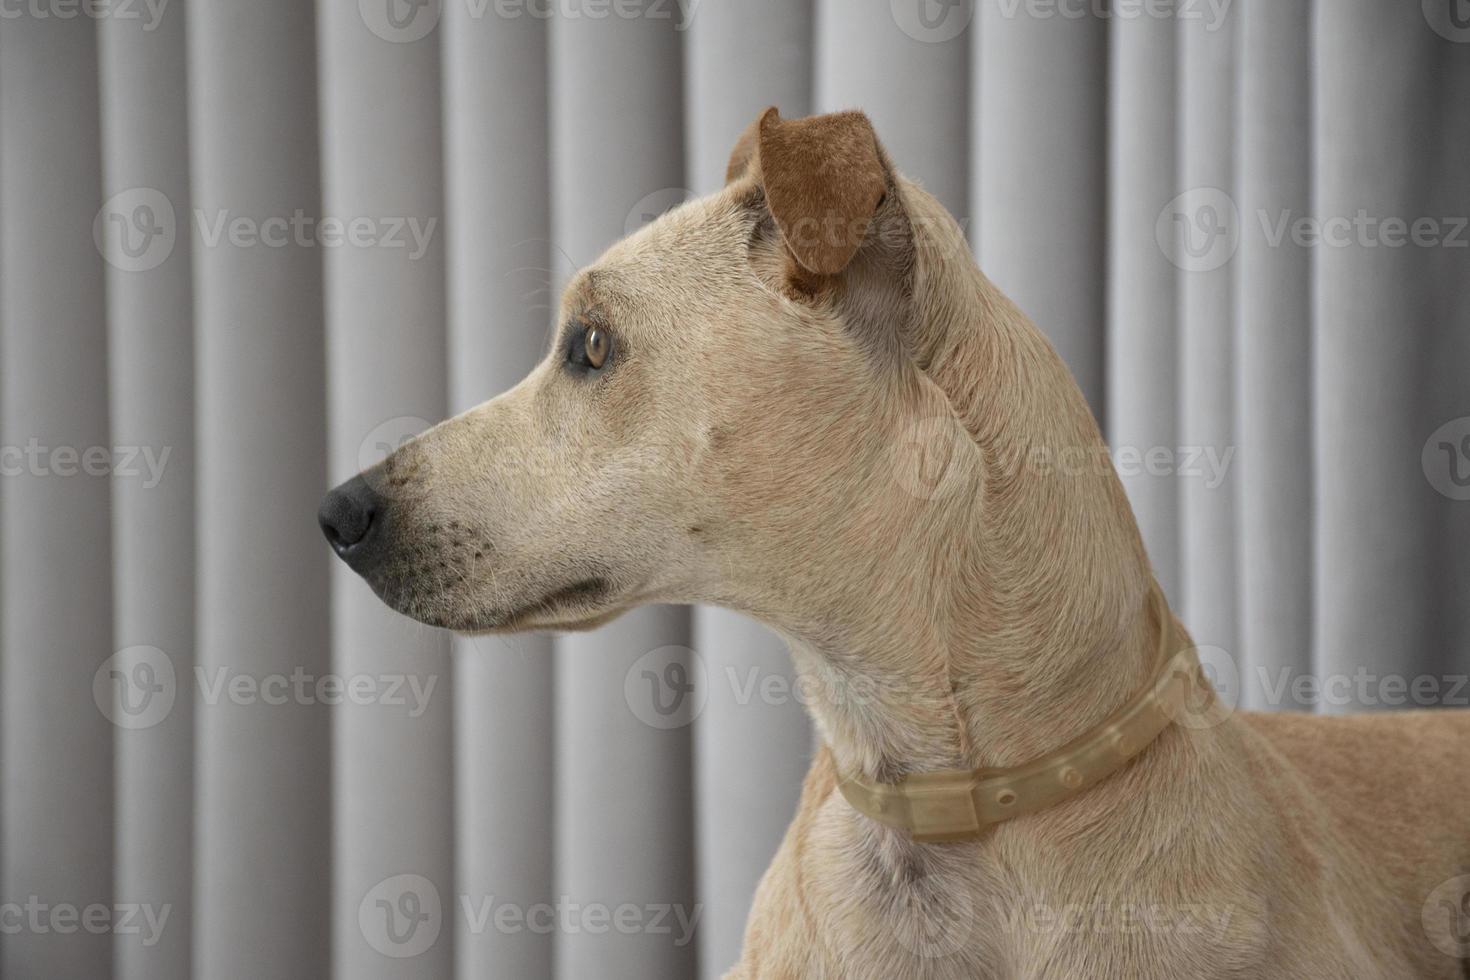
[838,583,1198,843]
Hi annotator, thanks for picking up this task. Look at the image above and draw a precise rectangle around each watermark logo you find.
[1159,191,1469,270]
[193,209,437,259]
[625,645,706,730]
[93,652,440,727]
[625,658,886,729]
[360,0,441,42]
[358,415,441,501]
[94,187,177,272]
[360,415,435,473]
[95,189,439,267]
[360,874,443,958]
[361,887,703,954]
[94,646,177,730]
[1423,875,1470,958]
[625,187,696,237]
[1156,188,1240,273]
[1423,416,1470,500]
[1425,0,1470,42]
[891,0,974,43]
[1161,644,1238,731]
[892,417,970,501]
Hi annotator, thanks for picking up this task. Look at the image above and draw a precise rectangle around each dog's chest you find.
[774,795,1282,980]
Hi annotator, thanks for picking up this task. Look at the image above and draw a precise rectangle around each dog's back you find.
[1243,709,1470,975]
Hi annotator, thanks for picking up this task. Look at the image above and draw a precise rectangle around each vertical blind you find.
[2,1,1467,978]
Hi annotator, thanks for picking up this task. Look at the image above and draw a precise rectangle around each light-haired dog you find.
[321,108,1470,978]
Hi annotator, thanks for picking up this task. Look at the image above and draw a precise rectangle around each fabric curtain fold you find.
[1,2,1466,978]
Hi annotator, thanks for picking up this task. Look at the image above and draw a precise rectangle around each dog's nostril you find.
[320,505,372,550]
[317,475,381,558]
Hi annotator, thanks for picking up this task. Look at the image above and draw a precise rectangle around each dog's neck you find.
[780,490,1159,785]
[777,217,1159,789]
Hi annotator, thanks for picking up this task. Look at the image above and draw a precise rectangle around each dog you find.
[319,107,1470,978]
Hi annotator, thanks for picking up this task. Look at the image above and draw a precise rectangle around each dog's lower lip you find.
[487,577,615,629]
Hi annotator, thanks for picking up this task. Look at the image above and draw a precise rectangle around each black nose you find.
[318,474,383,569]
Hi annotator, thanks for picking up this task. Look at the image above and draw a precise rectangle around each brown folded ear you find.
[724,107,889,277]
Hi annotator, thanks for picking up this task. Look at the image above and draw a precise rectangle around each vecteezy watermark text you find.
[892,0,1232,44]
[94,188,440,272]
[460,895,701,946]
[358,0,701,44]
[1256,666,1470,710]
[1158,188,1469,272]
[0,440,170,488]
[193,210,437,260]
[996,897,1238,938]
[0,0,168,29]
[1028,443,1235,490]
[358,873,701,958]
[623,645,900,730]
[995,0,1231,30]
[94,646,441,730]
[195,666,438,717]
[1256,209,1470,250]
[0,898,170,947]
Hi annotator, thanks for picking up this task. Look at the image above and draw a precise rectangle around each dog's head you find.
[319,108,1088,635]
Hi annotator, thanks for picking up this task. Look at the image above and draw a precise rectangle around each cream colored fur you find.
[353,111,1470,979]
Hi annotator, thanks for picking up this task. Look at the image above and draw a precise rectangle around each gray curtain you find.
[2,1,1467,978]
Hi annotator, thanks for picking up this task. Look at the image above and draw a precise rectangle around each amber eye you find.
[565,322,613,373]
[584,326,609,369]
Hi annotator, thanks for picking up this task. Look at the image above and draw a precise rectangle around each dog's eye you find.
[568,324,612,372]
[585,327,609,369]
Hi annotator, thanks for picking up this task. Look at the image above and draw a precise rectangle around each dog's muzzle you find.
[318,474,385,574]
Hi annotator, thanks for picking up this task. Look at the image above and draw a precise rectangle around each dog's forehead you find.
[564,188,751,315]
[621,185,741,255]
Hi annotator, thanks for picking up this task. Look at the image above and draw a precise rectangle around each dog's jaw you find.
[389,575,634,635]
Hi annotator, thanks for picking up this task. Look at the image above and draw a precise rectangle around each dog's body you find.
[319,108,1470,978]
[737,712,1470,979]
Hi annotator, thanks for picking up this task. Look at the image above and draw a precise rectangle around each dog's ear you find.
[728,108,918,361]
[726,107,888,277]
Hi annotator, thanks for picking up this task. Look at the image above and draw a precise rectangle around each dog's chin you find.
[394,576,631,635]
[474,603,630,635]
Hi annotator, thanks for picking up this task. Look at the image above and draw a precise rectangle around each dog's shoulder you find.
[1239,708,1470,975]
